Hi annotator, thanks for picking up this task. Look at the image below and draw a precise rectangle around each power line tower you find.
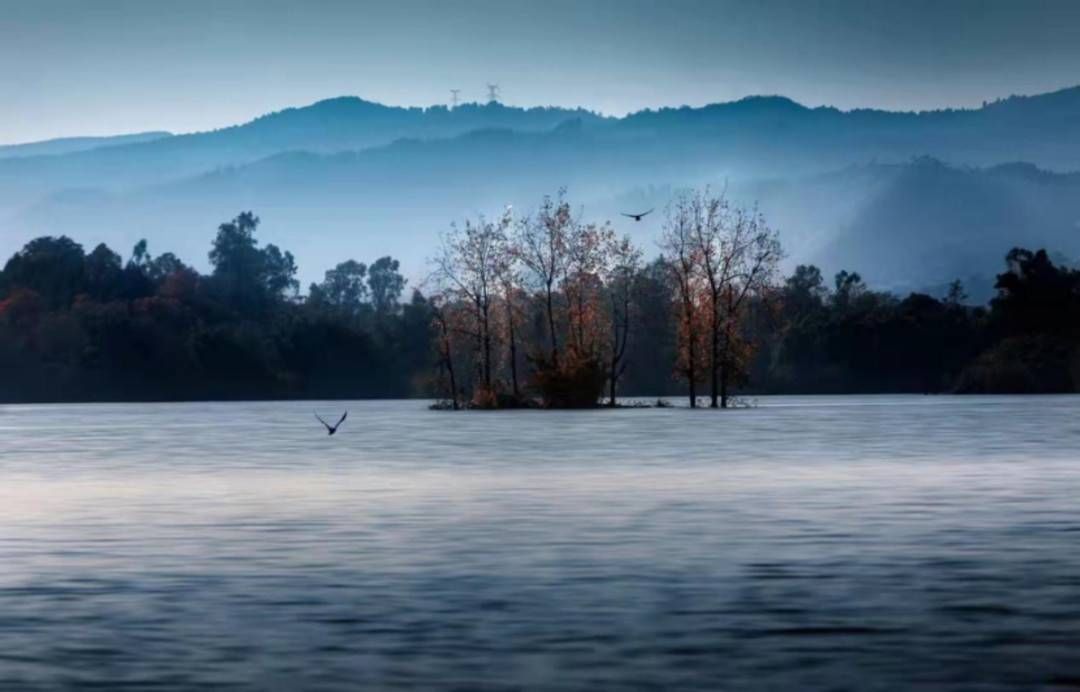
[486,83,500,103]
[450,89,461,108]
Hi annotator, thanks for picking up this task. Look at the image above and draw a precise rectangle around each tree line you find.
[1,191,1078,404]
[0,212,429,402]
[429,189,1080,407]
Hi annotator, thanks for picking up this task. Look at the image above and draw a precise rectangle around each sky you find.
[3,0,1080,144]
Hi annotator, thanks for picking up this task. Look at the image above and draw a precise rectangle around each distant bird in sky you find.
[621,209,654,222]
[315,411,348,436]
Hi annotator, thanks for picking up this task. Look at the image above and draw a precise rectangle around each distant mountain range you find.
[0,131,172,159]
[4,87,1080,295]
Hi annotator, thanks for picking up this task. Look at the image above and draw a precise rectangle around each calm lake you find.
[2,395,1080,689]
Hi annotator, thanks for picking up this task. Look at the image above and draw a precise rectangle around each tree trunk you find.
[483,333,492,388]
[608,359,618,407]
[710,317,719,408]
[546,285,559,366]
[447,356,459,410]
[707,278,720,408]
[437,313,459,410]
[720,363,729,409]
[481,300,492,389]
[719,289,734,409]
[684,292,697,409]
[577,290,588,354]
[688,333,697,409]
[508,308,520,399]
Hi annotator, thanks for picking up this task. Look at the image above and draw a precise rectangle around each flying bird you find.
[315,411,348,436]
[621,209,654,222]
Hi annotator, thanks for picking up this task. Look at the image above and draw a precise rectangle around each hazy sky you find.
[3,0,1080,144]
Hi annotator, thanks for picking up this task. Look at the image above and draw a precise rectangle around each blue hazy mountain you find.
[813,159,1080,300]
[4,87,1080,291]
[0,99,607,210]
[0,131,172,159]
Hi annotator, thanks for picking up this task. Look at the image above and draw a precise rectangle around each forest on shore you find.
[1,190,1077,405]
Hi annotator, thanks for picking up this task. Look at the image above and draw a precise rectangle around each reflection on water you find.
[1,395,1080,689]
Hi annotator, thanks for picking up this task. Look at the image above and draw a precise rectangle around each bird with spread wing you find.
[621,209,654,222]
[315,411,348,436]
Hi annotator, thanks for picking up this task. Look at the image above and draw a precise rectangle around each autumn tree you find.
[660,196,707,407]
[432,211,512,404]
[713,208,782,407]
[514,191,572,366]
[494,243,526,400]
[686,188,729,408]
[602,234,643,406]
[561,219,614,361]
[688,190,783,408]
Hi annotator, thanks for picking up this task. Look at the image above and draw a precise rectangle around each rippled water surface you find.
[3,395,1080,690]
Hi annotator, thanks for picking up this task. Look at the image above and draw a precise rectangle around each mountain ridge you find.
[0,131,173,159]
[5,84,1080,293]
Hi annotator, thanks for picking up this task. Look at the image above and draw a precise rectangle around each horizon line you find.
[4,82,1079,149]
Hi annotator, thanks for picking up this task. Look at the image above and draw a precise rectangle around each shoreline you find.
[3,391,1079,408]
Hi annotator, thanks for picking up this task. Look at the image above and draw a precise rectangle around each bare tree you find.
[494,241,525,400]
[430,295,460,409]
[688,187,732,409]
[680,188,783,408]
[515,191,572,366]
[602,234,643,406]
[432,211,512,399]
[562,220,614,360]
[426,187,780,411]
[660,195,706,407]
[714,205,783,408]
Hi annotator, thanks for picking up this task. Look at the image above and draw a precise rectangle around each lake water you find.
[2,395,1080,690]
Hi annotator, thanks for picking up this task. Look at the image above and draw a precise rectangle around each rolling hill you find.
[0,131,172,159]
[4,86,1080,294]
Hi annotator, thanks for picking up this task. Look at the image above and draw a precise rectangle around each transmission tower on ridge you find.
[486,83,500,103]
[450,89,461,108]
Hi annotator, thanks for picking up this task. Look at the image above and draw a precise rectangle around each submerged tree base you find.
[427,396,741,410]
[429,397,542,411]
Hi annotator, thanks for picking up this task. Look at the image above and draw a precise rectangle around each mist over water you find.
[2,396,1079,689]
